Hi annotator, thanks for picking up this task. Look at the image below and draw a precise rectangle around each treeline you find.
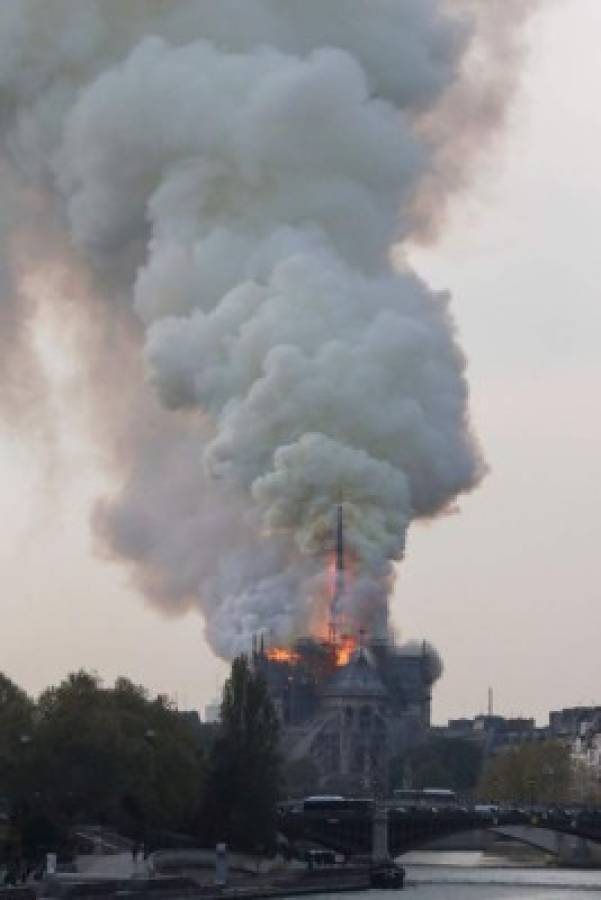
[0,657,281,861]
[4,658,587,864]
[390,736,592,807]
[389,735,485,795]
[477,740,576,804]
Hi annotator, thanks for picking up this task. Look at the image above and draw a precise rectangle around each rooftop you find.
[322,649,387,700]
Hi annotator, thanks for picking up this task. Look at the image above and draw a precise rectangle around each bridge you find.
[278,802,601,866]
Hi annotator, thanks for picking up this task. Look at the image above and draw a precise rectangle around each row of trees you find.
[0,657,282,860]
[477,740,573,804]
[3,659,595,861]
[390,736,485,795]
[389,733,597,806]
[474,739,601,805]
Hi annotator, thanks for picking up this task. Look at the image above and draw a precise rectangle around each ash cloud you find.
[0,1,536,658]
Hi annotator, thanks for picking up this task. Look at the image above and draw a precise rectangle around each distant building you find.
[555,709,601,788]
[178,708,218,752]
[549,706,601,739]
[204,701,221,724]
[573,721,601,771]
[178,709,203,733]
[445,718,476,738]
[437,714,545,755]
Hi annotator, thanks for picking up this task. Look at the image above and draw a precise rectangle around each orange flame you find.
[335,634,358,666]
[265,647,300,664]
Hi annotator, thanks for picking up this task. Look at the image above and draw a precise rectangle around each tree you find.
[0,673,35,791]
[283,756,320,799]
[390,736,484,794]
[0,674,36,861]
[22,671,204,847]
[200,656,281,853]
[477,740,572,804]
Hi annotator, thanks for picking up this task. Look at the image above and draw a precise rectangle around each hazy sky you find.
[0,1,599,724]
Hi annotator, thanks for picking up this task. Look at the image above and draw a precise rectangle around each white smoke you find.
[0,1,535,658]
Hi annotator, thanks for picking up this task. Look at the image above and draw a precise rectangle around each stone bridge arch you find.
[489,825,601,867]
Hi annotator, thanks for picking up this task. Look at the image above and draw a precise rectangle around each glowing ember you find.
[336,634,357,666]
[265,647,300,664]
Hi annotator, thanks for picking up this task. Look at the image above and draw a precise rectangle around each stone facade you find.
[257,641,435,794]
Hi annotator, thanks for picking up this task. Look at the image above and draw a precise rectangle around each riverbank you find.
[0,862,372,900]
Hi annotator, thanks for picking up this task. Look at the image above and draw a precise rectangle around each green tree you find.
[24,671,204,845]
[200,656,281,853]
[0,673,35,790]
[390,736,484,794]
[283,756,320,799]
[0,674,36,861]
[477,740,571,804]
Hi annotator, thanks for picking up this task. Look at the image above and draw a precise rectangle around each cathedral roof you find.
[322,649,387,700]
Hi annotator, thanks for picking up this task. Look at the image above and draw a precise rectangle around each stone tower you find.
[305,649,389,794]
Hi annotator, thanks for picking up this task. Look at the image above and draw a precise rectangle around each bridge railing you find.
[278,802,601,858]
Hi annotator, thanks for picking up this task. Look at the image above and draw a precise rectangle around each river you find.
[307,851,601,898]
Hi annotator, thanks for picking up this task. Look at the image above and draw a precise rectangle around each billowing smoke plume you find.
[0,1,535,657]
[396,641,444,685]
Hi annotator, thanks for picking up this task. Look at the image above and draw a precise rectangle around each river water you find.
[307,851,601,898]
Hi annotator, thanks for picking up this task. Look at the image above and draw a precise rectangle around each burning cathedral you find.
[253,507,441,794]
